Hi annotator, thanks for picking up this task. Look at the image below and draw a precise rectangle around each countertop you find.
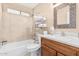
[38,34,79,48]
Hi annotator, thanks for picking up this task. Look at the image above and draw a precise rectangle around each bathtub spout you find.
[2,40,7,46]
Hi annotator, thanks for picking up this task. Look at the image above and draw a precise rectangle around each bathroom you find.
[0,3,79,56]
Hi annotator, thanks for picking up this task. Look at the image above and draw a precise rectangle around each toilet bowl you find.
[26,43,40,56]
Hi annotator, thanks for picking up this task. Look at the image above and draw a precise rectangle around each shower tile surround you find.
[0,4,33,42]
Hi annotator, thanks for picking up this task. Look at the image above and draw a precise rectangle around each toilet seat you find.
[26,43,40,52]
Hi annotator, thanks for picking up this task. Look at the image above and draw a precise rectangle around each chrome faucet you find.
[2,40,7,46]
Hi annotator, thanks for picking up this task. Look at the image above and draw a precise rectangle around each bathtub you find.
[0,39,40,56]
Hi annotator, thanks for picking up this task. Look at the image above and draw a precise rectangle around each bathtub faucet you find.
[2,40,7,46]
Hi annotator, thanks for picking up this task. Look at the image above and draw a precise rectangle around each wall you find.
[0,3,33,42]
[33,3,54,34]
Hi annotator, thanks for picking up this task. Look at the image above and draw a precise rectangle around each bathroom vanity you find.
[41,37,79,56]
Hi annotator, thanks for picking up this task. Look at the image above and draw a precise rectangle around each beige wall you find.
[33,3,54,34]
[34,3,79,33]
[0,3,33,42]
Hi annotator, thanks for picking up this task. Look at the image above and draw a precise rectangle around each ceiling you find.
[18,3,39,9]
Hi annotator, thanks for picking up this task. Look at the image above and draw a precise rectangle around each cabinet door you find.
[41,45,56,56]
[41,38,76,56]
[57,52,64,56]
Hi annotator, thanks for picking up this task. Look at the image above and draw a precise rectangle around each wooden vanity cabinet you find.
[41,37,78,56]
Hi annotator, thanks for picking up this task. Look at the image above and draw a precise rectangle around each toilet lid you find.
[26,43,40,52]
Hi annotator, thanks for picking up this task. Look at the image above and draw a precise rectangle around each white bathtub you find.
[0,39,40,56]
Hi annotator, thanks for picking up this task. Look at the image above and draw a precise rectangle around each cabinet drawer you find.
[41,37,76,56]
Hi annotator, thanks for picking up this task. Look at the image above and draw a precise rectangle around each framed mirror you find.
[54,3,76,29]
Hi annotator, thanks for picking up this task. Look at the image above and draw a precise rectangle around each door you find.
[41,45,56,56]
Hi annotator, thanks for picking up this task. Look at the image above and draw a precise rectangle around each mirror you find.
[57,5,70,25]
[54,3,76,29]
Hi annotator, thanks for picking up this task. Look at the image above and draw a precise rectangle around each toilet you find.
[26,43,41,56]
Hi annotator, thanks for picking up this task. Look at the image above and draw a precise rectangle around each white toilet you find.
[26,33,41,56]
[26,43,41,56]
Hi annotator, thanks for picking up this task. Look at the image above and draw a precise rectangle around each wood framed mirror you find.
[54,3,76,29]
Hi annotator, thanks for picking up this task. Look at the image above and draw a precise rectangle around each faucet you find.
[2,40,7,46]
